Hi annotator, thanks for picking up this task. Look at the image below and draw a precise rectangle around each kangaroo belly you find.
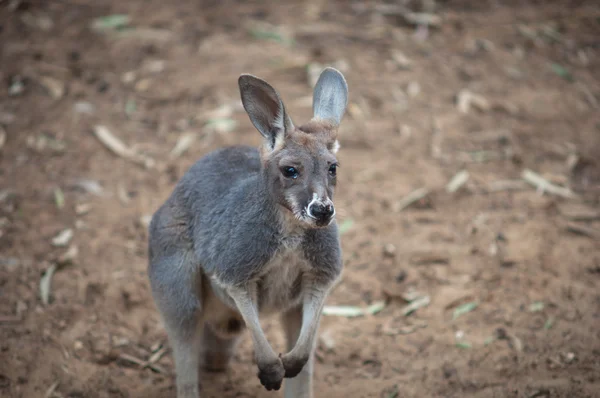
[256,250,306,314]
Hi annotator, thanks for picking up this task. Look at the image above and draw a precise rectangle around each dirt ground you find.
[1,1,600,397]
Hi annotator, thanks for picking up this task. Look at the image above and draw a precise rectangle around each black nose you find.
[310,203,334,221]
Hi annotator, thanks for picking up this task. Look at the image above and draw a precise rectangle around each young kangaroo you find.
[147,67,349,398]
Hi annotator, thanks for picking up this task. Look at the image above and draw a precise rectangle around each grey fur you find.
[239,74,294,149]
[312,67,349,125]
[147,67,349,398]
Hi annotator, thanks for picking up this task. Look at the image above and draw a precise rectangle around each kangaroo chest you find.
[208,233,311,316]
[255,242,308,314]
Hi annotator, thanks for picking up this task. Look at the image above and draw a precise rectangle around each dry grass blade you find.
[409,252,450,265]
[54,187,65,209]
[373,4,441,26]
[52,228,73,247]
[93,125,155,168]
[487,180,529,192]
[93,125,135,157]
[115,28,174,43]
[72,179,105,196]
[457,90,490,113]
[565,222,599,239]
[0,126,7,151]
[430,117,443,160]
[91,14,130,31]
[522,169,577,199]
[401,295,430,316]
[38,76,65,99]
[529,301,545,312]
[170,132,197,159]
[40,264,57,305]
[453,301,478,320]
[446,170,470,193]
[118,353,165,373]
[44,381,60,398]
[559,205,600,221]
[147,346,168,364]
[403,12,441,27]
[455,341,472,349]
[383,321,428,336]
[394,188,430,212]
[391,50,412,70]
[322,301,386,318]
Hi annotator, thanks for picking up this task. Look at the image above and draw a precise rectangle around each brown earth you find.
[1,1,600,397]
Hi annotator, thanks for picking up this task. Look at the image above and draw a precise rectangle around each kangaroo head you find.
[238,68,349,228]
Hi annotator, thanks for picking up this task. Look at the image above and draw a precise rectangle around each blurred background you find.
[0,0,599,397]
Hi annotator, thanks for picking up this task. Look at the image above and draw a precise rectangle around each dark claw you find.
[281,354,309,379]
[257,358,285,391]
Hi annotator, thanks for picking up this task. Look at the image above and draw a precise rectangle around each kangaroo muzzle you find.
[306,194,335,225]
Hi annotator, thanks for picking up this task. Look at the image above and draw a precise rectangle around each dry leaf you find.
[52,228,73,247]
[93,125,155,168]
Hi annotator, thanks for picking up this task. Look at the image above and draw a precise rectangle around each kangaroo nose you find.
[310,203,334,221]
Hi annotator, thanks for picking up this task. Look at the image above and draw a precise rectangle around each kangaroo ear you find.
[312,67,349,126]
[238,74,294,150]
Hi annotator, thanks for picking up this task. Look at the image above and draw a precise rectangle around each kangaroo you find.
[147,67,349,398]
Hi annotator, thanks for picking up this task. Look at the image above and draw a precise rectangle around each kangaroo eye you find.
[329,164,338,177]
[282,166,299,179]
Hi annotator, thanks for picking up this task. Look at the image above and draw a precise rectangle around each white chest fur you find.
[256,235,308,314]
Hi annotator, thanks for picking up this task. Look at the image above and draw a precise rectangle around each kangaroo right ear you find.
[312,67,349,126]
[238,74,294,150]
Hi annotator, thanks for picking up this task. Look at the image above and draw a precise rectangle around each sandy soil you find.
[1,1,599,397]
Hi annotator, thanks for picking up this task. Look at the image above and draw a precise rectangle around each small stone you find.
[9,76,25,96]
[395,270,407,283]
[406,81,421,98]
[74,101,95,115]
[383,243,396,258]
[75,203,92,216]
[564,352,576,364]
[139,215,152,228]
[121,71,137,84]
[143,59,166,74]
[112,336,130,347]
[73,340,84,350]
[391,50,412,70]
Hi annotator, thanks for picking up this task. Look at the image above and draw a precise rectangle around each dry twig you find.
[522,169,577,199]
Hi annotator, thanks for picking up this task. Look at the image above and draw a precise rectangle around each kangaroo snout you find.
[307,195,335,225]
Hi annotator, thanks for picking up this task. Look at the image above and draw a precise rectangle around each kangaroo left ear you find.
[239,74,294,151]
[312,67,349,127]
